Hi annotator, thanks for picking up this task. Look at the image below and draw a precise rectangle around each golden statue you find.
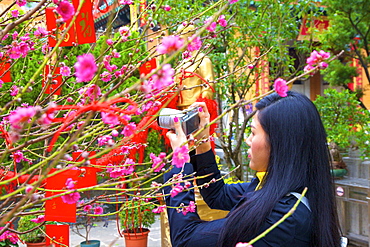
[175,25,215,109]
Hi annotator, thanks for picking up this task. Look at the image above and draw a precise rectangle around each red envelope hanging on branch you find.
[72,0,96,44]
[139,58,157,76]
[46,7,76,47]
[0,62,11,82]
[46,224,69,247]
[72,151,98,188]
[45,168,80,222]
[42,65,62,95]
[46,0,96,47]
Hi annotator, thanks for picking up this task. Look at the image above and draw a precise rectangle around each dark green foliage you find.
[314,88,370,156]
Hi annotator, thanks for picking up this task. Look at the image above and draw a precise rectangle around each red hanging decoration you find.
[45,168,80,222]
[42,65,62,95]
[72,151,98,188]
[46,224,70,247]
[139,58,157,76]
[0,62,11,82]
[72,0,97,44]
[46,7,77,47]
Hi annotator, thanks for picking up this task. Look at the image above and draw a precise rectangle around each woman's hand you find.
[189,102,212,154]
[166,116,188,151]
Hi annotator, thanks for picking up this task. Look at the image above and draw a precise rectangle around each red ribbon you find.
[46,97,138,152]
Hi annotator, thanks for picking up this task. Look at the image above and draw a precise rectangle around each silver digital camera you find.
[157,108,200,136]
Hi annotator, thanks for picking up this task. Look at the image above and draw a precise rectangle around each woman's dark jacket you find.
[163,149,312,247]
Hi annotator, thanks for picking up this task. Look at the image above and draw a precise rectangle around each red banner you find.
[42,65,62,95]
[46,7,77,47]
[45,169,80,222]
[72,0,96,44]
[46,225,69,247]
[0,63,11,82]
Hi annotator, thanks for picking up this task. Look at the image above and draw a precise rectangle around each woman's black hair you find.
[217,91,341,246]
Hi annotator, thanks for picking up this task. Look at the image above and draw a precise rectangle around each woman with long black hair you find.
[164,91,341,247]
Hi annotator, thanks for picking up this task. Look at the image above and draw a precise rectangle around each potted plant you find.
[314,88,370,176]
[71,202,104,247]
[0,227,19,247]
[17,208,46,247]
[119,199,155,247]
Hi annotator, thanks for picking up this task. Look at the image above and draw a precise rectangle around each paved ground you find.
[19,216,161,247]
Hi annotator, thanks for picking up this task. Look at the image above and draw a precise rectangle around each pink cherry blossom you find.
[122,122,136,137]
[247,64,254,69]
[94,206,103,214]
[9,45,21,59]
[11,150,25,163]
[98,135,113,146]
[30,215,45,223]
[111,129,119,137]
[84,205,92,212]
[60,65,71,76]
[74,53,97,82]
[218,15,227,27]
[204,18,217,32]
[306,50,330,66]
[9,106,39,129]
[100,71,112,82]
[106,39,113,45]
[172,145,190,168]
[16,0,27,7]
[25,185,34,193]
[157,35,184,54]
[187,36,202,52]
[273,78,288,97]
[0,227,19,244]
[150,152,167,172]
[61,192,81,204]
[34,27,48,37]
[119,26,131,38]
[123,158,135,175]
[163,5,171,11]
[229,0,239,4]
[152,205,166,213]
[304,64,315,74]
[182,201,196,215]
[56,0,75,21]
[235,243,252,247]
[170,184,184,197]
[65,178,76,189]
[147,64,174,92]
[101,112,120,127]
[319,62,328,69]
[119,0,133,5]
[11,10,19,18]
[79,84,101,102]
[120,145,132,154]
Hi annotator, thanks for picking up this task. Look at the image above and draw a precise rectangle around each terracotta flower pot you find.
[26,242,47,247]
[80,240,101,247]
[123,229,150,247]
